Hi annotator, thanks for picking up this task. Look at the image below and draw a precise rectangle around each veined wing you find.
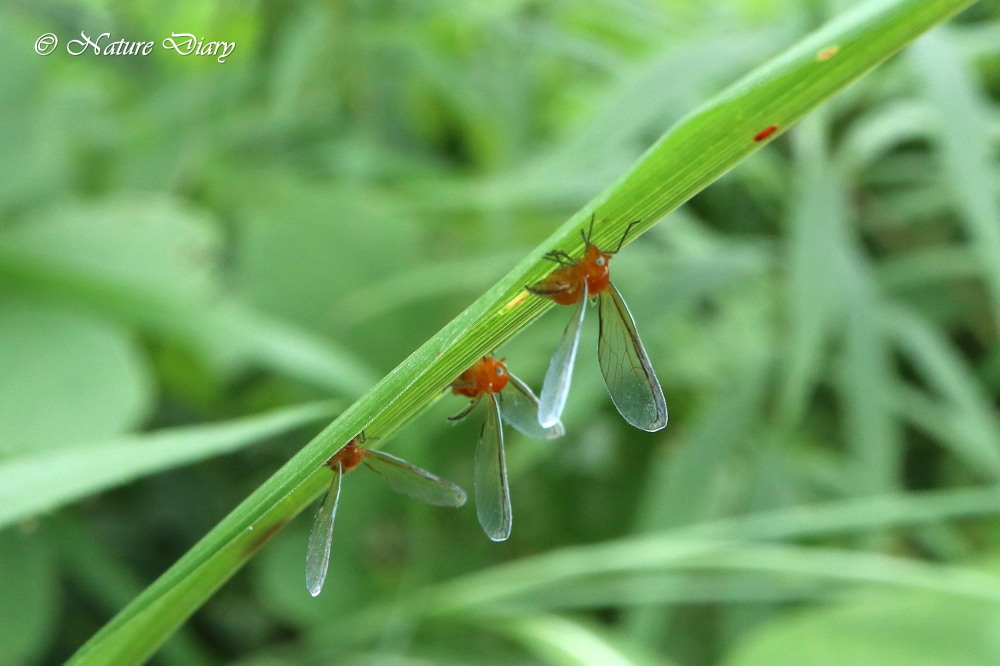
[305,464,343,597]
[362,450,467,507]
[475,394,511,541]
[597,282,667,431]
[501,372,565,440]
[538,281,588,428]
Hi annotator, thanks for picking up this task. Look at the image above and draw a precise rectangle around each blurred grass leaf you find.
[412,541,1000,620]
[309,486,1000,656]
[0,401,336,530]
[625,356,769,642]
[496,614,674,666]
[0,530,57,666]
[778,113,848,427]
[885,306,1000,477]
[719,591,1000,666]
[910,29,1000,329]
[0,197,221,301]
[0,196,379,395]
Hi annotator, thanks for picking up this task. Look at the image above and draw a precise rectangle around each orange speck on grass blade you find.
[817,46,839,61]
[506,291,528,310]
[754,125,778,142]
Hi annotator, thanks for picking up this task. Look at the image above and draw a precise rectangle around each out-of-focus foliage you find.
[1,0,1000,664]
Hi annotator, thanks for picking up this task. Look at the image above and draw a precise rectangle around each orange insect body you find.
[307,430,467,595]
[449,354,563,542]
[452,356,510,398]
[533,243,613,305]
[527,218,633,306]
[525,216,668,433]
[326,436,365,472]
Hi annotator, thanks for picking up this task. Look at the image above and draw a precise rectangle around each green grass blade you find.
[69,0,978,662]
[495,614,673,666]
[392,486,1000,620]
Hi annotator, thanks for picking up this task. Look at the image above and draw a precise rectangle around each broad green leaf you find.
[1,197,222,302]
[0,197,379,395]
[0,295,152,456]
[236,180,421,331]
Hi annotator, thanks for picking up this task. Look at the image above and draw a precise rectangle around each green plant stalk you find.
[69,0,977,662]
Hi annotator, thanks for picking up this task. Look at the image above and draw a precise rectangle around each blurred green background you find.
[3,0,1000,664]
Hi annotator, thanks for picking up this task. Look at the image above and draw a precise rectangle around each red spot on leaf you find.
[754,125,778,142]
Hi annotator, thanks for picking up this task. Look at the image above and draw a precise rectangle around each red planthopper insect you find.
[306,432,466,597]
[450,356,564,541]
[526,216,668,432]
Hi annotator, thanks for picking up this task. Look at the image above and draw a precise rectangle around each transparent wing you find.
[597,282,668,431]
[538,281,588,428]
[501,372,565,440]
[305,465,343,597]
[475,394,511,541]
[362,450,467,507]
